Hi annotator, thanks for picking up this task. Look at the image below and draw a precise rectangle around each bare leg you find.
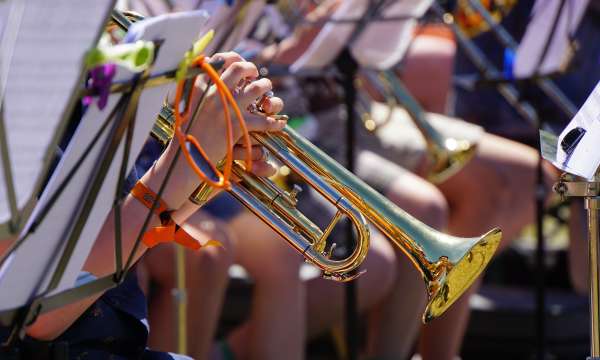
[366,171,450,360]
[226,210,305,360]
[306,233,398,339]
[401,32,554,360]
[419,134,552,360]
[305,164,449,359]
[143,213,235,360]
[400,33,455,114]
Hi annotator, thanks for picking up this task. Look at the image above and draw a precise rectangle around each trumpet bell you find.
[265,126,502,322]
[427,138,478,184]
[422,228,501,322]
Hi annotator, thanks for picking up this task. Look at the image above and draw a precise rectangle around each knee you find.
[369,234,398,295]
[387,179,449,230]
[358,233,398,308]
[143,218,236,289]
[190,218,236,277]
[233,223,303,285]
[251,240,303,285]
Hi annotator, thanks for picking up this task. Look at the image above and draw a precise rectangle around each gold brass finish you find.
[454,0,517,38]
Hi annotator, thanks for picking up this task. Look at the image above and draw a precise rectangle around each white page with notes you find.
[291,0,431,72]
[0,0,113,240]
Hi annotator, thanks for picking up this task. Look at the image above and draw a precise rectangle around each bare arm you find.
[24,53,286,340]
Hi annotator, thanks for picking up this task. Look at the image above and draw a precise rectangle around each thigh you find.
[142,211,234,286]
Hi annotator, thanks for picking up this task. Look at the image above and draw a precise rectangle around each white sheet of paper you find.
[202,1,240,54]
[351,0,432,70]
[553,80,600,179]
[291,0,431,72]
[220,1,266,52]
[0,11,209,310]
[0,0,113,239]
[514,0,589,78]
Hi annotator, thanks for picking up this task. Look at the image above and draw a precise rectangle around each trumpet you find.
[454,0,517,38]
[152,99,501,322]
[358,71,477,184]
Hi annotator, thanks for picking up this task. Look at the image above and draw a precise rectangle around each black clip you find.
[560,126,586,156]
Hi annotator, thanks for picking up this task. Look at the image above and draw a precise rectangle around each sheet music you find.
[220,0,266,52]
[291,0,432,72]
[552,80,600,179]
[351,0,432,70]
[0,1,9,37]
[514,0,588,79]
[200,0,239,54]
[0,11,209,310]
[0,0,113,240]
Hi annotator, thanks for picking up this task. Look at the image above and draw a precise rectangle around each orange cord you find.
[173,56,253,190]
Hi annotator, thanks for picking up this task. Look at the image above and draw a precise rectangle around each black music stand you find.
[543,85,600,358]
[0,11,212,357]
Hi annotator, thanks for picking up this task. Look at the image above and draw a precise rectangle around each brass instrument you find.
[153,106,501,322]
[454,0,517,37]
[359,71,477,184]
[156,106,370,282]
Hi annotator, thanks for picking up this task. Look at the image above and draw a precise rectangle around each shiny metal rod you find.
[554,173,600,359]
[587,192,600,358]
[174,246,188,355]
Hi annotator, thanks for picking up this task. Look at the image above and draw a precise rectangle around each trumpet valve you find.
[287,184,302,204]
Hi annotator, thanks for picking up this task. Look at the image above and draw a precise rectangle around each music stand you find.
[0,0,115,242]
[290,1,432,357]
[0,9,210,353]
[542,80,600,359]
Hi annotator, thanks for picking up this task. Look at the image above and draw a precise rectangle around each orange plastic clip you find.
[130,181,218,250]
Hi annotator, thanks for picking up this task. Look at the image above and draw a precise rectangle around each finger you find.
[248,160,278,177]
[235,137,262,146]
[220,61,259,91]
[260,96,284,115]
[232,145,266,161]
[238,78,273,108]
[209,52,245,72]
[242,113,287,133]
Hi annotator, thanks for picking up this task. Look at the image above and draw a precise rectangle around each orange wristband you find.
[130,181,212,250]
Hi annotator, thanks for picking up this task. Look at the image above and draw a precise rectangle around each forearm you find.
[26,140,202,340]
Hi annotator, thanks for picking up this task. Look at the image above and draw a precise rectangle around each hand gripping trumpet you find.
[154,92,502,322]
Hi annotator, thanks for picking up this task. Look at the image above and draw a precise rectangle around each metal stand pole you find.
[336,48,360,360]
[535,135,548,360]
[587,194,600,359]
[173,246,188,355]
[554,172,600,359]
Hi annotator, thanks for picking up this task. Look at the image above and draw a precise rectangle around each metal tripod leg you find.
[554,173,600,359]
[587,196,600,360]
[173,246,187,355]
